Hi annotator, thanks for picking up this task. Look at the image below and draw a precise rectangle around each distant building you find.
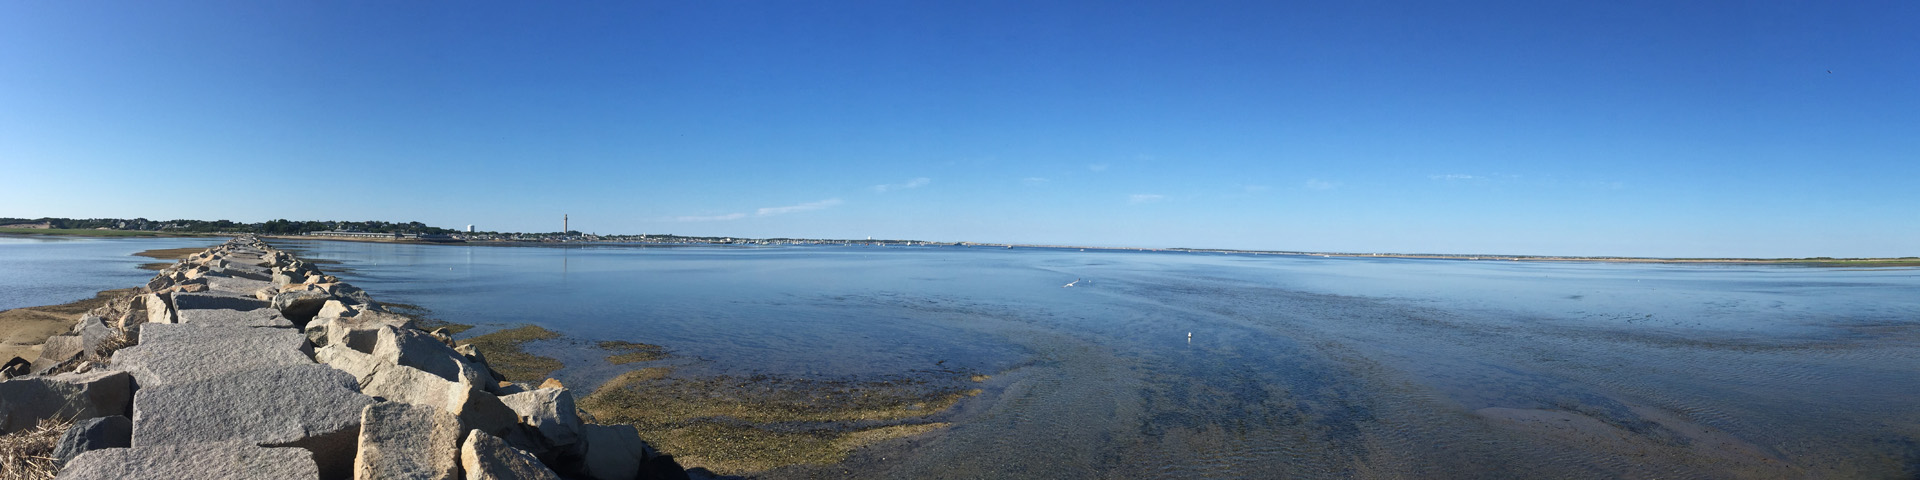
[467,225,475,233]
[307,231,400,239]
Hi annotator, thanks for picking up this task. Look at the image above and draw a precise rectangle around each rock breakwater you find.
[0,235,690,480]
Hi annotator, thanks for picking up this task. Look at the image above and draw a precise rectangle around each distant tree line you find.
[0,217,458,235]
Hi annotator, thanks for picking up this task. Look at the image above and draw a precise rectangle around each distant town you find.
[3,216,1914,265]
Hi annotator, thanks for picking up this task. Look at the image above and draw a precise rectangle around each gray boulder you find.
[500,388,582,450]
[109,324,312,387]
[56,441,319,479]
[174,307,295,328]
[355,402,463,480]
[316,300,362,322]
[72,316,120,358]
[30,335,85,374]
[210,262,273,281]
[202,276,275,296]
[170,291,270,312]
[145,274,174,292]
[271,285,332,327]
[132,363,375,480]
[373,325,490,386]
[51,415,131,467]
[143,292,176,325]
[0,370,132,433]
[564,423,663,480]
[317,345,526,450]
[462,430,560,480]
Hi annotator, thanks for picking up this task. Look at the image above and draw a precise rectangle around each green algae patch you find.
[587,374,978,424]
[579,368,978,476]
[598,340,667,364]
[459,325,562,381]
[651,421,950,474]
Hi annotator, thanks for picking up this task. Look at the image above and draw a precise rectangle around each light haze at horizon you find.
[2,2,1915,258]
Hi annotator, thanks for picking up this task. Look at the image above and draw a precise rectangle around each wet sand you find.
[0,288,139,361]
[132,247,204,270]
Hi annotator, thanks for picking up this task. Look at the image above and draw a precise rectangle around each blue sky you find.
[2,1,1915,258]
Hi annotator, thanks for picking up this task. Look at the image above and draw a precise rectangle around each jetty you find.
[0,235,689,479]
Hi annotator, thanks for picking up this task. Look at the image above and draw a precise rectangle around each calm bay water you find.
[0,236,222,311]
[7,237,1919,478]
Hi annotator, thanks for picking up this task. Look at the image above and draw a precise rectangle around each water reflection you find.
[264,240,1920,478]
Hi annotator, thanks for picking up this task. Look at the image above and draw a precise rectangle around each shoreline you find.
[263,234,1920,268]
[0,235,694,478]
[0,236,981,477]
[13,229,1912,268]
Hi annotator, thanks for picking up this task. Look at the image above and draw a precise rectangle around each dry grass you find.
[0,417,70,480]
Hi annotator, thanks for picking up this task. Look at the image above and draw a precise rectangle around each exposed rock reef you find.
[0,235,689,479]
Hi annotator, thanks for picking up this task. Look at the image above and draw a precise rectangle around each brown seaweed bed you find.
[439,320,982,476]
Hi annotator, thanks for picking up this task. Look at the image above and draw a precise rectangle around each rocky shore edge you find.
[0,235,691,480]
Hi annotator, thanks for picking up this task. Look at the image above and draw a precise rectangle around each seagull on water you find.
[1063,278,1081,287]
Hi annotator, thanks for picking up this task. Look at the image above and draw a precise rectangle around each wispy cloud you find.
[670,197,844,222]
[670,213,748,222]
[1022,177,1050,186]
[1304,179,1341,191]
[871,177,930,193]
[756,198,843,216]
[1128,194,1165,204]
[1088,163,1110,172]
[1430,174,1478,181]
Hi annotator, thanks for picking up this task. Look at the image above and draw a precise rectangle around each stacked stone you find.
[0,236,687,480]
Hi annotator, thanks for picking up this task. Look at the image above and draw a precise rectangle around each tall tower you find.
[564,214,569,234]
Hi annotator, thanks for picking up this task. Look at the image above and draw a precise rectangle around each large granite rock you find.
[109,324,312,387]
[143,292,176,325]
[374,325,490,386]
[30,335,84,374]
[315,300,362,323]
[51,415,131,467]
[132,363,375,480]
[210,262,273,281]
[355,402,463,480]
[500,388,582,450]
[203,276,275,296]
[564,423,655,480]
[72,316,120,358]
[0,370,132,433]
[271,285,332,328]
[306,310,410,351]
[170,292,270,312]
[174,307,295,328]
[56,441,319,479]
[462,430,560,480]
[318,345,522,443]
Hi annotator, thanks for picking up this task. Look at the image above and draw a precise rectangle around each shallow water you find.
[0,236,222,311]
[9,237,1919,478]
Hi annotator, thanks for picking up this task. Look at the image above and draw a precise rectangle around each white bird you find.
[1062,278,1081,287]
